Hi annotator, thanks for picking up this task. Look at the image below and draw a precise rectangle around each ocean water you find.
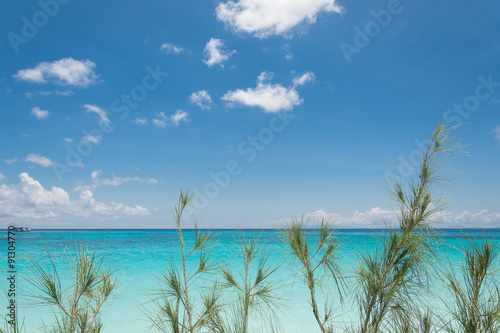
[3,229,500,332]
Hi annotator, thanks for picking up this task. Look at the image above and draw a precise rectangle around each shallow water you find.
[3,229,499,332]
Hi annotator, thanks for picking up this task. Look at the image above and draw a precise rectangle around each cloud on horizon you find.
[0,173,149,221]
[305,207,500,228]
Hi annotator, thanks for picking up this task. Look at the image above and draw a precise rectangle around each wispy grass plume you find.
[280,217,344,333]
[22,240,118,333]
[352,121,464,333]
[145,188,222,333]
[441,235,500,333]
[207,231,284,333]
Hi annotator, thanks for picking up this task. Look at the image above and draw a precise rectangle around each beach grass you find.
[5,121,500,333]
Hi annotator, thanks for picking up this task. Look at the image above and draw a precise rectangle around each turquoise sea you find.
[3,229,500,332]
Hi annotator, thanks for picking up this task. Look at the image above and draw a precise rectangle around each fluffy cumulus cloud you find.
[216,0,343,38]
[203,38,236,67]
[25,154,53,167]
[305,208,500,228]
[75,170,158,192]
[160,43,184,54]
[0,173,4,182]
[83,104,110,125]
[171,110,190,125]
[14,58,99,87]
[221,71,314,113]
[31,107,50,120]
[0,173,149,221]
[190,90,213,109]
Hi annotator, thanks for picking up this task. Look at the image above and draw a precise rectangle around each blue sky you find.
[0,0,499,228]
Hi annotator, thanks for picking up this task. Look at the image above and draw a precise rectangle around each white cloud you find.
[304,208,500,228]
[203,38,236,67]
[293,71,315,87]
[82,134,101,144]
[14,58,99,87]
[25,90,74,98]
[83,104,110,125]
[171,110,190,126]
[307,207,397,227]
[31,106,50,120]
[153,112,167,128]
[63,138,73,144]
[283,43,294,60]
[434,210,500,228]
[132,117,148,125]
[152,111,190,127]
[190,90,213,109]
[216,0,343,38]
[75,170,158,191]
[492,125,500,141]
[25,154,53,167]
[221,71,314,113]
[152,119,166,128]
[0,173,149,220]
[4,158,18,165]
[160,43,184,54]
[0,173,4,182]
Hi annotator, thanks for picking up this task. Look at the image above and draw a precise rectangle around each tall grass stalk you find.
[146,188,221,332]
[208,232,283,333]
[442,236,500,332]
[23,240,118,333]
[353,121,463,332]
[280,218,344,333]
[0,308,25,333]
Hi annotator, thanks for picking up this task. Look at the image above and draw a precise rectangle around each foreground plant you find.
[208,232,283,333]
[280,218,344,333]
[0,306,25,333]
[352,121,463,333]
[442,236,500,333]
[146,188,221,332]
[23,240,118,333]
